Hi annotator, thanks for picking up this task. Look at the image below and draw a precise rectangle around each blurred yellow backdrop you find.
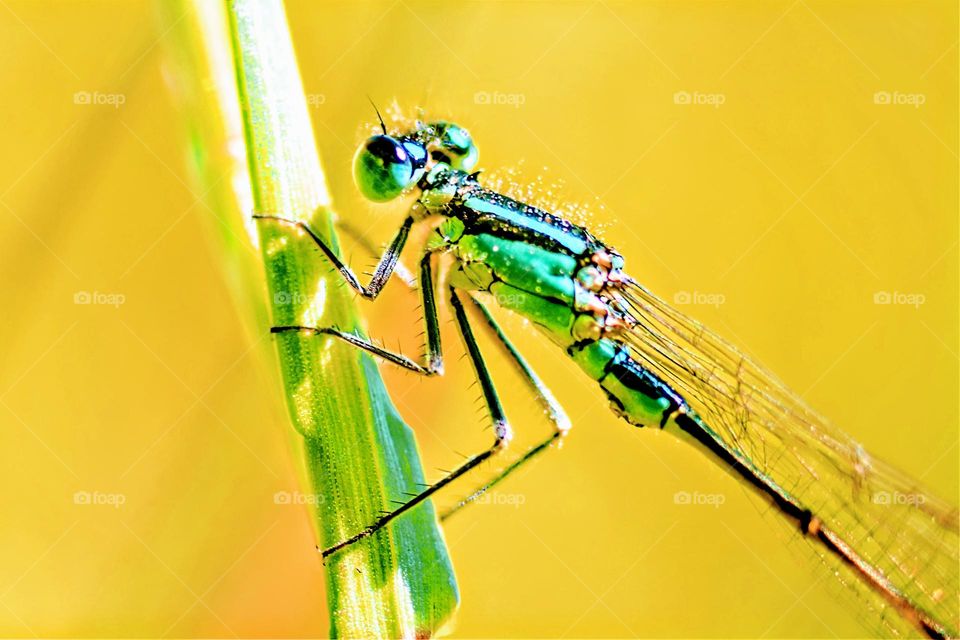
[0,1,956,638]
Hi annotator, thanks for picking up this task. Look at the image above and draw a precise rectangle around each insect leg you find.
[253,213,414,299]
[272,252,443,375]
[334,218,417,288]
[321,286,512,558]
[441,295,570,520]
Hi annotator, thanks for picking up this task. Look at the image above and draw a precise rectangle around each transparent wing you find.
[620,280,959,636]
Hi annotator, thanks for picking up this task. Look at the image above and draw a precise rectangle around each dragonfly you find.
[255,113,959,638]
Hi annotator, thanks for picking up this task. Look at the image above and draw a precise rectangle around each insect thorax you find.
[421,174,635,350]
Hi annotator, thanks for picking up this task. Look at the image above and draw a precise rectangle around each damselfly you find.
[255,114,959,638]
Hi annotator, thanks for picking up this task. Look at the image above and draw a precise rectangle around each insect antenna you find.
[367,96,387,134]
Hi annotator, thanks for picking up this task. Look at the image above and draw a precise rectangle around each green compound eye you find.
[431,123,479,172]
[354,135,425,202]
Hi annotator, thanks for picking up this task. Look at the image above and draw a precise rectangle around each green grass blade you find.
[166,0,459,636]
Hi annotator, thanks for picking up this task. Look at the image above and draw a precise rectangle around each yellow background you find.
[0,1,956,637]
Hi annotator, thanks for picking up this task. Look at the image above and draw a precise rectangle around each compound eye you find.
[354,135,417,202]
[440,124,479,171]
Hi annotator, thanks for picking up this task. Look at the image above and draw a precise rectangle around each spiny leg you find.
[321,287,513,559]
[441,295,570,521]
[253,212,414,299]
[335,219,417,288]
[469,295,570,432]
[272,252,443,375]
